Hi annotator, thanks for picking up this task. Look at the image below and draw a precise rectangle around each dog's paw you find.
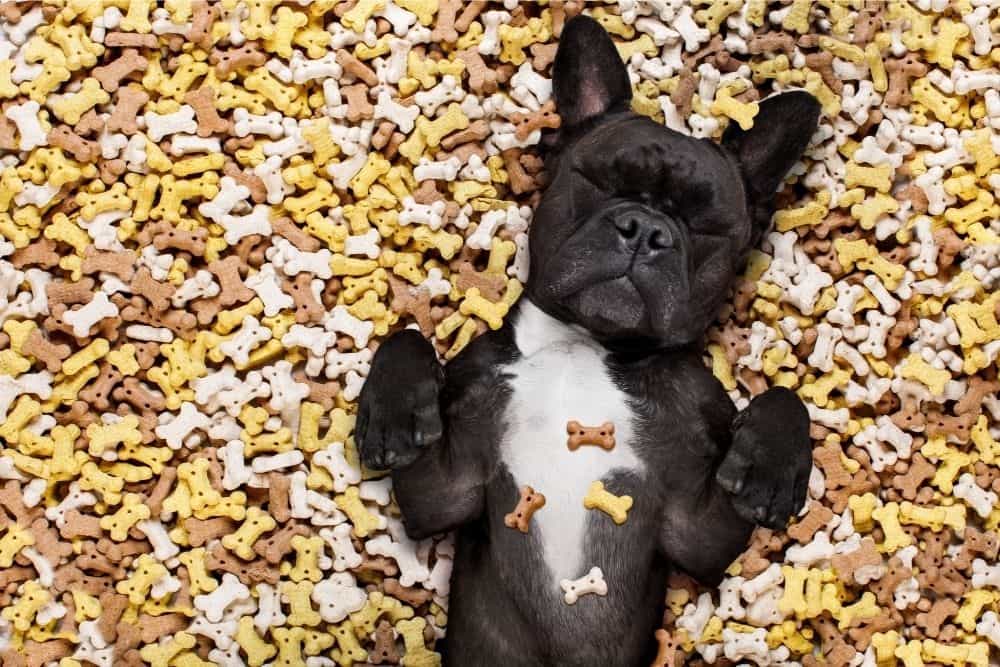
[715,387,811,529]
[356,330,444,470]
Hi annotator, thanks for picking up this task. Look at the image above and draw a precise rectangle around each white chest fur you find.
[500,302,644,584]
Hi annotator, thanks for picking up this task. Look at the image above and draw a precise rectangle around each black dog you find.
[357,15,818,667]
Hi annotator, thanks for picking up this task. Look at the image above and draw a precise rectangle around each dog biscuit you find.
[503,485,546,533]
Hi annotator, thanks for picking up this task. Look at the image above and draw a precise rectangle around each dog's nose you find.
[614,210,674,254]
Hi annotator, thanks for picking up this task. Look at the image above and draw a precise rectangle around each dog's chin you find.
[564,276,698,350]
[570,277,649,338]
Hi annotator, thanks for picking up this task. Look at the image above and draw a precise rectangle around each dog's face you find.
[528,16,821,351]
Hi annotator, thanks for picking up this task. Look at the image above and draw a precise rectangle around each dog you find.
[357,15,819,666]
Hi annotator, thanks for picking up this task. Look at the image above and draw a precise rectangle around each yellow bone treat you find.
[582,481,633,525]
[221,507,276,560]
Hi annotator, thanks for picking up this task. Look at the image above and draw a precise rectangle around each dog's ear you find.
[722,91,820,204]
[552,15,632,130]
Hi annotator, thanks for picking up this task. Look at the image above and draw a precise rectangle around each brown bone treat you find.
[93,49,148,92]
[924,410,974,442]
[746,31,796,56]
[59,510,104,540]
[890,453,935,501]
[184,517,239,548]
[651,628,684,667]
[77,544,124,577]
[0,481,31,526]
[114,619,142,655]
[187,0,217,49]
[455,0,487,32]
[342,83,375,122]
[933,227,964,269]
[337,50,379,87]
[870,556,912,607]
[853,7,883,45]
[254,521,311,564]
[10,238,60,270]
[21,640,72,667]
[786,501,834,543]
[104,32,159,48]
[954,526,1000,571]
[138,613,189,644]
[113,377,167,412]
[884,54,927,107]
[431,0,461,43]
[383,578,433,607]
[211,42,268,76]
[28,518,73,564]
[455,262,505,302]
[956,376,1000,415]
[107,86,149,135]
[890,399,925,433]
[826,473,879,514]
[512,101,561,141]
[52,565,115,597]
[370,620,401,665]
[441,120,490,150]
[209,256,255,307]
[454,49,497,94]
[915,598,958,639]
[566,421,615,452]
[357,551,399,578]
[847,611,901,652]
[290,371,339,410]
[830,536,881,585]
[153,224,207,256]
[272,216,320,252]
[46,278,96,307]
[184,86,231,137]
[97,537,153,561]
[129,266,176,312]
[371,120,396,150]
[529,41,559,72]
[922,562,968,598]
[146,466,177,517]
[388,276,434,336]
[737,527,787,578]
[813,440,853,489]
[810,614,856,665]
[707,322,751,364]
[503,485,546,533]
[804,51,842,94]
[223,160,268,204]
[207,543,280,585]
[96,592,130,644]
[0,567,34,592]
[501,148,537,195]
[670,68,697,119]
[267,472,291,524]
[47,126,100,162]
[81,246,136,281]
[284,273,325,324]
[21,329,71,373]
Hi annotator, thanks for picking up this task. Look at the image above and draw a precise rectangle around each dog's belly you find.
[498,337,644,584]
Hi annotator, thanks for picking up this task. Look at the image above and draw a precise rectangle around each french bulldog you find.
[357,15,819,667]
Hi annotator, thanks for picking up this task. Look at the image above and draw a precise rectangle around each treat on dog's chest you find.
[566,420,616,451]
[504,485,546,533]
[560,566,608,605]
[583,481,633,525]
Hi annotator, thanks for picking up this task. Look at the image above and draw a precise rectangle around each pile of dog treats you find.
[0,0,998,665]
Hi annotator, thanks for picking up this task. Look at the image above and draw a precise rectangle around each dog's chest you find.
[498,304,644,582]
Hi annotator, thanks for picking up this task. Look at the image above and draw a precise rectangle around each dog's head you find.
[527,15,820,352]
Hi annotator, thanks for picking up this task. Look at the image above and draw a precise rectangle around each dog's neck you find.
[513,298,605,359]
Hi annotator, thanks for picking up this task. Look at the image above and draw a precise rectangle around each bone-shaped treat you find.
[566,421,615,451]
[503,485,545,533]
[583,481,633,525]
[560,566,608,605]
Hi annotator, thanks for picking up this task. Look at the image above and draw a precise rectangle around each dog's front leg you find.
[661,385,811,585]
[356,329,485,540]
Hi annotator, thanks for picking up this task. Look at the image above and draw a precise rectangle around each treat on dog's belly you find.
[583,480,633,525]
[500,304,643,582]
[504,485,547,533]
[566,420,617,451]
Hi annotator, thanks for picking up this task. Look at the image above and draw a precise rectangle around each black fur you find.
[356,15,818,666]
